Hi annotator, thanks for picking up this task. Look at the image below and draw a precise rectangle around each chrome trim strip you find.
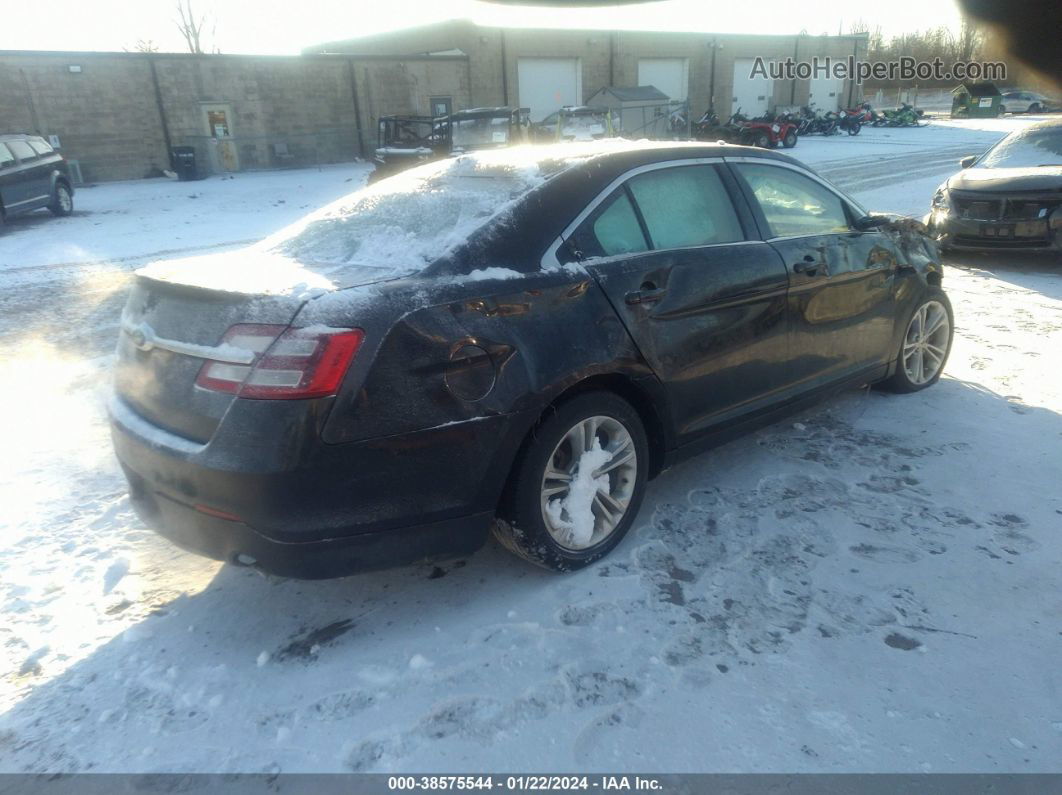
[120,320,256,364]
[5,194,50,208]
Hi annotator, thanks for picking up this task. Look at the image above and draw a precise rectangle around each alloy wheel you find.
[540,415,638,551]
[903,300,950,385]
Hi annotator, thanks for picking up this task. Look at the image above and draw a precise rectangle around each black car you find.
[0,134,75,226]
[110,141,951,579]
[926,119,1062,252]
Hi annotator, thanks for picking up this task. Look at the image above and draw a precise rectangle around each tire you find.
[782,130,798,148]
[751,131,770,148]
[493,391,649,572]
[847,120,861,135]
[1029,103,1041,114]
[48,182,73,216]
[879,288,954,393]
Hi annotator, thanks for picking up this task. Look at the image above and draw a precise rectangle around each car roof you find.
[0,133,35,141]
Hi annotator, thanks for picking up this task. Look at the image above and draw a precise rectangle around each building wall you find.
[1,25,868,183]
[315,22,868,118]
[0,53,171,183]
[0,50,469,182]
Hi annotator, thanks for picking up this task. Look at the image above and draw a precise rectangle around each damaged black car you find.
[926,118,1062,252]
[110,141,951,580]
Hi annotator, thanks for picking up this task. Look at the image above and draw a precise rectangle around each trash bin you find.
[171,146,199,180]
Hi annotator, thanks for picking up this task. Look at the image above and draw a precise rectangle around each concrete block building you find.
[0,21,866,182]
[311,21,869,122]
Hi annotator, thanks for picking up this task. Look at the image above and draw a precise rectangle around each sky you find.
[2,0,965,55]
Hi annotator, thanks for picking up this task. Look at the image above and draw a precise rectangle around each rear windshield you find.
[263,150,557,275]
[980,127,1062,168]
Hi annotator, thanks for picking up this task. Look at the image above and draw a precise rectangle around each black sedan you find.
[110,141,951,579]
[926,119,1062,252]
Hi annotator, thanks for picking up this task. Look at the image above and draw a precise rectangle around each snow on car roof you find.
[136,140,695,298]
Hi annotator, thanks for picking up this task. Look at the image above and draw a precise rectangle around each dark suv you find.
[0,134,75,226]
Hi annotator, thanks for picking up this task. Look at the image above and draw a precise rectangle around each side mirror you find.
[960,155,976,169]
[854,214,889,231]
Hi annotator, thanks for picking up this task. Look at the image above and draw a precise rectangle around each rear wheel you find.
[847,120,861,135]
[782,130,798,148]
[48,182,73,216]
[493,391,649,571]
[880,289,953,393]
[1029,103,1042,114]
[750,131,770,148]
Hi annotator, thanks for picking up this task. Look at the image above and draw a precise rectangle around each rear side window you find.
[6,140,37,161]
[568,190,649,259]
[735,163,850,237]
[0,144,14,168]
[626,165,744,249]
[29,138,54,155]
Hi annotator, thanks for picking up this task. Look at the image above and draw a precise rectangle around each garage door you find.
[518,58,581,122]
[637,58,688,101]
[731,58,772,117]
[809,75,845,111]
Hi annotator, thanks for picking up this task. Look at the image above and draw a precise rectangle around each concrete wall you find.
[0,25,868,183]
[0,50,470,182]
[0,53,171,183]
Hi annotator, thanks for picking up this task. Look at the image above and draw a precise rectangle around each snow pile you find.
[545,438,613,548]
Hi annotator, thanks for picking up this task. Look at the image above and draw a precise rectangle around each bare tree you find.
[126,39,160,53]
[175,0,207,54]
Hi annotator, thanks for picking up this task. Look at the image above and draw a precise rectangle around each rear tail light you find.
[195,324,364,399]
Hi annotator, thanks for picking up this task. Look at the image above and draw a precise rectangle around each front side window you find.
[0,143,15,168]
[626,165,744,249]
[6,139,37,162]
[568,190,649,259]
[735,163,851,238]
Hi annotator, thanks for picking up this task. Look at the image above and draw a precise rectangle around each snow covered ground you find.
[2,118,1061,773]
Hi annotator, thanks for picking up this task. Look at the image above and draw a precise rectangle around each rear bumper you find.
[123,465,491,579]
[110,395,534,578]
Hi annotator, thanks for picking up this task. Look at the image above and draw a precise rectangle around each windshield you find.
[452,116,510,148]
[561,113,607,140]
[979,126,1062,168]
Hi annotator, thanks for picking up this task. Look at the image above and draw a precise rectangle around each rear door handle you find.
[793,255,823,276]
[625,286,668,305]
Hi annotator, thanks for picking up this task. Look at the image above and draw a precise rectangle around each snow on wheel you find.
[493,391,648,571]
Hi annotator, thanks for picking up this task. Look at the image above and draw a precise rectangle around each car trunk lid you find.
[114,274,309,444]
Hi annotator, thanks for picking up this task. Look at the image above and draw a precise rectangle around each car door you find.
[729,159,902,391]
[0,143,21,214]
[4,139,50,212]
[562,161,791,440]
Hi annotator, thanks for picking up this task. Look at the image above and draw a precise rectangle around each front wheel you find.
[493,391,649,571]
[750,131,770,148]
[48,182,73,217]
[880,289,954,393]
[782,129,798,148]
[847,120,861,135]
[1029,103,1042,114]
